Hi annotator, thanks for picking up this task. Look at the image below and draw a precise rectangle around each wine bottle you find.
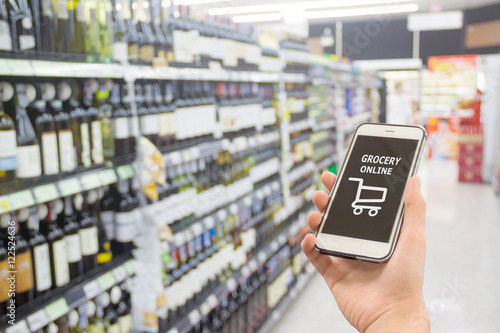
[116,279,132,332]
[54,81,77,172]
[0,0,12,53]
[54,0,71,56]
[12,213,35,306]
[114,180,136,255]
[67,309,80,332]
[110,82,130,157]
[150,0,167,67]
[89,296,110,332]
[6,0,36,53]
[123,82,138,153]
[95,79,115,160]
[99,185,115,247]
[75,304,90,333]
[106,286,122,333]
[68,0,86,59]
[0,216,10,316]
[115,0,140,64]
[40,202,70,290]
[84,0,101,62]
[155,82,168,146]
[92,188,112,265]
[132,0,155,65]
[110,0,128,64]
[33,84,60,176]
[63,196,84,279]
[24,207,52,297]
[141,82,159,145]
[79,191,99,273]
[159,0,173,64]
[0,85,17,183]
[15,83,42,179]
[97,0,113,62]
[83,79,104,165]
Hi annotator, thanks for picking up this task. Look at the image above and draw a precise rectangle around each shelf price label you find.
[27,309,50,332]
[5,320,30,333]
[167,329,179,333]
[8,190,35,211]
[112,266,128,282]
[226,278,237,292]
[97,272,116,291]
[83,280,101,300]
[188,309,201,326]
[44,298,70,322]
[81,173,102,190]
[0,196,11,214]
[99,169,118,185]
[117,165,134,180]
[58,178,82,197]
[124,260,135,275]
[33,184,59,204]
[207,294,219,309]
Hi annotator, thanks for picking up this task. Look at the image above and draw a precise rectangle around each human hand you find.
[302,172,430,333]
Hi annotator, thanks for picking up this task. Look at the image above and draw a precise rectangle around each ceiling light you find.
[305,3,419,19]
[209,0,412,16]
[232,13,282,23]
[176,0,226,5]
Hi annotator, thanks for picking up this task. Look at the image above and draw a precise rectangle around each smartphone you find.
[315,123,427,263]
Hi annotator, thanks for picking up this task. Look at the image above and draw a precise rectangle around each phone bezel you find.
[315,123,427,263]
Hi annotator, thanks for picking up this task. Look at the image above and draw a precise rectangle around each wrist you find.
[365,299,430,333]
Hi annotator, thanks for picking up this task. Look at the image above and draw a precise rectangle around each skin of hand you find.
[302,172,430,333]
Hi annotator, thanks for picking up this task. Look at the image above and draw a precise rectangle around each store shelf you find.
[0,59,281,82]
[422,109,475,118]
[162,139,230,168]
[288,118,315,133]
[2,254,135,333]
[281,73,310,83]
[0,163,134,214]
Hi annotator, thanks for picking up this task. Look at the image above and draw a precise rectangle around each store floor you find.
[270,159,500,333]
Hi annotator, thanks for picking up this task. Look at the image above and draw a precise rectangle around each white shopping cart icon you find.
[349,177,388,217]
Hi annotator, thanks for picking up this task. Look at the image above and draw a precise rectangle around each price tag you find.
[249,260,258,272]
[27,309,50,332]
[100,169,118,185]
[226,278,237,292]
[81,173,102,190]
[83,280,101,299]
[0,196,11,213]
[241,266,251,278]
[44,298,70,322]
[181,150,191,162]
[190,147,200,159]
[58,178,82,197]
[200,301,211,316]
[167,329,179,333]
[169,152,182,165]
[278,234,287,245]
[8,190,35,211]
[33,184,59,203]
[258,251,267,264]
[5,320,29,333]
[117,165,134,180]
[207,294,218,308]
[112,266,128,282]
[188,309,201,325]
[271,240,279,252]
[124,260,135,275]
[97,272,116,291]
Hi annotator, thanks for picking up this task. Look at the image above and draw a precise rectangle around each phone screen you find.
[322,135,419,243]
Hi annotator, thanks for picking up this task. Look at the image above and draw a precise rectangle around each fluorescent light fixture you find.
[354,58,423,71]
[408,11,463,31]
[209,0,412,16]
[176,0,226,5]
[232,13,282,23]
[306,3,419,19]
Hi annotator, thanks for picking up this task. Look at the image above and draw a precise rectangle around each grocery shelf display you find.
[0,3,381,332]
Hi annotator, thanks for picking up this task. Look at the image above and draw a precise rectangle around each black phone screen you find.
[322,135,419,243]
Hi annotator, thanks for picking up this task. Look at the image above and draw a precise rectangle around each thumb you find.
[394,176,427,259]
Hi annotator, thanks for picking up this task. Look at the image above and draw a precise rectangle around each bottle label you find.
[158,113,169,137]
[140,44,155,62]
[118,314,133,332]
[112,42,128,64]
[33,243,52,292]
[66,233,83,263]
[115,211,137,242]
[0,21,12,51]
[80,226,99,256]
[57,0,69,19]
[16,144,41,178]
[58,129,76,171]
[19,34,36,50]
[140,114,159,135]
[42,132,60,175]
[0,130,16,158]
[80,122,91,167]
[100,210,115,240]
[0,258,9,302]
[52,239,70,287]
[76,2,85,22]
[15,251,34,293]
[108,323,120,333]
[113,117,129,139]
[91,120,104,164]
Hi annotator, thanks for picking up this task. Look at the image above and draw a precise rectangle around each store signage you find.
[408,11,463,31]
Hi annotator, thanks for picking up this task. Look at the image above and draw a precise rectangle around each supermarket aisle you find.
[270,159,500,333]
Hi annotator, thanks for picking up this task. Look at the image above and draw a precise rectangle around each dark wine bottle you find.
[110,0,128,64]
[141,82,159,145]
[11,213,34,307]
[150,0,167,67]
[83,79,104,165]
[116,280,132,332]
[111,82,130,157]
[6,0,37,54]
[54,81,77,172]
[0,215,10,316]
[132,0,155,65]
[94,188,112,265]
[63,196,84,280]
[54,0,71,56]
[0,0,12,53]
[99,186,115,247]
[15,83,42,179]
[0,84,17,183]
[79,191,99,273]
[68,0,86,58]
[113,180,136,254]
